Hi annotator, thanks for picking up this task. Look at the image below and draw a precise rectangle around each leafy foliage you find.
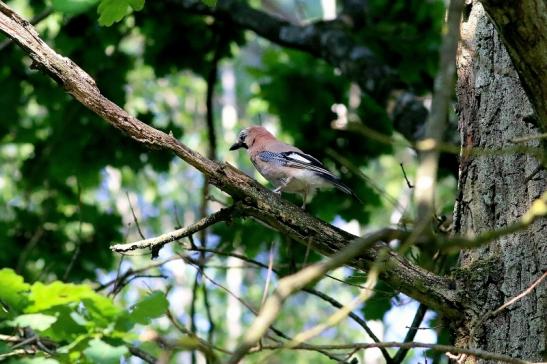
[360,0,444,93]
[98,0,144,26]
[0,269,166,362]
[0,0,456,362]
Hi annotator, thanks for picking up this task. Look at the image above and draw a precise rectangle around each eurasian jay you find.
[229,126,360,208]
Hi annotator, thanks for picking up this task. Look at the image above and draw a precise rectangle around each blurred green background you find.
[0,0,458,362]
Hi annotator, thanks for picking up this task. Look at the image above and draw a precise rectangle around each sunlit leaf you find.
[26,281,117,317]
[83,338,128,364]
[8,313,57,331]
[98,0,145,26]
[12,358,60,364]
[0,268,30,313]
[128,291,168,324]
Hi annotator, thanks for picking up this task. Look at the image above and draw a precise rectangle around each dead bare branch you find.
[254,341,540,364]
[110,207,234,255]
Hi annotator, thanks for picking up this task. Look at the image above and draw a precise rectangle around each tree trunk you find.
[455,1,546,361]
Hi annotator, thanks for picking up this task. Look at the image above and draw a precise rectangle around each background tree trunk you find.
[455,1,546,361]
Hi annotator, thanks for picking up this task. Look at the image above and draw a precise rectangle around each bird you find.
[229,126,361,208]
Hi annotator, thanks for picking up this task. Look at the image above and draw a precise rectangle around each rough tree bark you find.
[480,0,547,130]
[1,1,546,361]
[455,2,546,361]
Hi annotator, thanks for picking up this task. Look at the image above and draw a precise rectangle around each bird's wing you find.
[258,151,335,177]
[257,151,361,200]
[280,151,324,168]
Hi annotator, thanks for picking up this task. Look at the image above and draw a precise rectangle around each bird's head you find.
[229,126,274,151]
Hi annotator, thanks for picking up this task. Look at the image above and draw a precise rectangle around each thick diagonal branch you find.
[0,1,460,317]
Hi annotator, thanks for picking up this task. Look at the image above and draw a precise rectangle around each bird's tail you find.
[334,180,363,204]
[319,173,363,204]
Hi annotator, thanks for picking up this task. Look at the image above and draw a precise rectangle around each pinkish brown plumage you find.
[230,126,360,208]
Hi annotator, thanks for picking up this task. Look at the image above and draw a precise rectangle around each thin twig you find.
[439,192,547,252]
[189,269,200,364]
[491,272,546,317]
[400,163,414,189]
[191,260,286,345]
[302,288,391,361]
[128,345,157,364]
[126,191,146,240]
[63,178,83,281]
[96,256,181,291]
[510,133,547,143]
[177,251,354,362]
[0,349,35,359]
[281,269,379,350]
[226,229,395,363]
[340,120,543,159]
[111,255,126,297]
[327,147,401,211]
[201,279,215,344]
[392,303,428,363]
[253,341,538,364]
[198,28,223,348]
[0,335,20,343]
[110,207,234,254]
[470,271,547,341]
[187,245,388,358]
[260,241,276,307]
[166,309,228,358]
[16,227,44,274]
[197,268,350,363]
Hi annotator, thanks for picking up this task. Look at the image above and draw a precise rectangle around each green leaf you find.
[7,313,57,331]
[26,282,94,312]
[83,338,128,364]
[0,268,30,313]
[51,0,99,15]
[362,281,396,321]
[128,291,168,324]
[43,305,88,341]
[128,0,145,11]
[0,341,9,354]
[26,281,119,320]
[12,358,60,364]
[56,334,89,354]
[98,0,145,26]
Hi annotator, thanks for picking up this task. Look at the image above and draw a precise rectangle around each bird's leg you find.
[301,188,308,209]
[273,177,292,194]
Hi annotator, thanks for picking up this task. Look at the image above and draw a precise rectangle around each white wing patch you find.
[286,152,312,164]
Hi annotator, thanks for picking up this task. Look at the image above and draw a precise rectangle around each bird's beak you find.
[229,142,247,151]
